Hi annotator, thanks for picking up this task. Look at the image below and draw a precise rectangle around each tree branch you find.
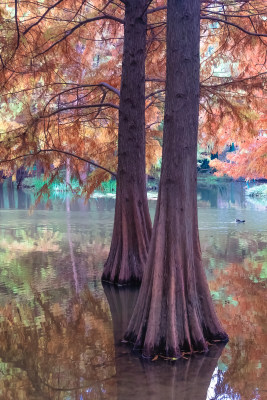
[99,82,120,96]
[146,89,165,99]
[147,6,166,14]
[15,0,20,49]
[34,15,124,57]
[0,149,117,177]
[141,0,154,17]
[146,76,165,82]
[44,102,119,118]
[201,72,267,90]
[43,83,120,112]
[24,0,65,34]
[147,71,267,91]
[201,15,267,37]
[147,6,267,38]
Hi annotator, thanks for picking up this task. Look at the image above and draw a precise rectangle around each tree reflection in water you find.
[210,259,267,400]
[0,212,116,399]
[0,286,116,399]
[0,264,264,400]
[0,185,265,399]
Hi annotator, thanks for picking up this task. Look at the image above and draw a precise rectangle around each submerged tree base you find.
[123,184,229,358]
[124,331,228,359]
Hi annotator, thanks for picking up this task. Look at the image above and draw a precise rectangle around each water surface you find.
[0,181,266,399]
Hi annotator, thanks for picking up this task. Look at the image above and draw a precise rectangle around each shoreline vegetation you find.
[245,184,267,198]
[3,174,266,200]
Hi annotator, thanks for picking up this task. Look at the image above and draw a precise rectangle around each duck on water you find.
[235,219,245,223]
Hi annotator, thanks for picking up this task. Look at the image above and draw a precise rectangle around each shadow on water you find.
[103,284,227,400]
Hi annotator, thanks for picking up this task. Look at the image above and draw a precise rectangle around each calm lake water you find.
[0,180,266,400]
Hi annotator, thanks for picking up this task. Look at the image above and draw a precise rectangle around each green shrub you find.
[98,179,116,194]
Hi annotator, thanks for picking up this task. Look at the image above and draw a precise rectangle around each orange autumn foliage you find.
[0,0,266,184]
[210,135,267,180]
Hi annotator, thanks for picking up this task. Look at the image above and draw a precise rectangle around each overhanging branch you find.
[15,0,20,49]
[43,102,119,118]
[147,6,267,38]
[201,15,267,37]
[34,15,125,57]
[24,0,65,34]
[0,149,117,178]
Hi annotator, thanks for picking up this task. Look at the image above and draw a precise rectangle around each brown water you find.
[0,181,266,400]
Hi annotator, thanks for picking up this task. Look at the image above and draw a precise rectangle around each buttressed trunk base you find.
[124,0,228,356]
[102,181,151,285]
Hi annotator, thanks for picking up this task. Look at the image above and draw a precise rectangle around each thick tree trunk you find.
[124,0,228,357]
[102,0,152,285]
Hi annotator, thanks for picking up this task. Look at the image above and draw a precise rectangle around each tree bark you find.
[124,0,228,357]
[102,0,152,285]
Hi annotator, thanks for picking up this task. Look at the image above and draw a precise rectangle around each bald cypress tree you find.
[102,0,152,285]
[124,0,228,358]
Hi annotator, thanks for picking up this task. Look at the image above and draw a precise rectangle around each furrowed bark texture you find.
[102,0,152,285]
[124,0,228,357]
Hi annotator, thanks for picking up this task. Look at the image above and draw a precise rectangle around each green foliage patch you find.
[22,175,117,195]
[246,184,267,198]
